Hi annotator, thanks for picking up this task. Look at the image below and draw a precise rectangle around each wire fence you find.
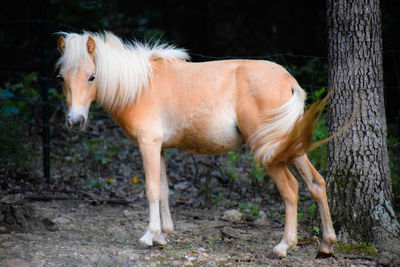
[1,19,400,180]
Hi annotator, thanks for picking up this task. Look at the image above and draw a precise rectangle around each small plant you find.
[0,73,42,168]
[83,177,112,190]
[239,202,261,217]
[212,189,226,205]
[334,242,378,257]
[220,151,241,182]
[313,226,320,235]
[269,204,284,224]
[306,87,329,170]
[228,151,240,163]
[298,202,318,221]
[82,137,122,166]
[247,153,267,187]
[0,72,40,117]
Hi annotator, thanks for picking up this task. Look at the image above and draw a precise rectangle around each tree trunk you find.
[326,0,400,255]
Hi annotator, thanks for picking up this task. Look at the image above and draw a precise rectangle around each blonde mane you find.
[56,31,189,112]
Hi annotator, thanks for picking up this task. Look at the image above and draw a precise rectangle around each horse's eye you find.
[88,74,96,82]
[56,74,64,82]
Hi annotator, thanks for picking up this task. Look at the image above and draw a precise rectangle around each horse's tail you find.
[249,84,330,167]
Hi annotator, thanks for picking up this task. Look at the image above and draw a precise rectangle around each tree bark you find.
[326,0,400,255]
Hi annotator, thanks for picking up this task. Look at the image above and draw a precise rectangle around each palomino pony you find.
[56,31,336,258]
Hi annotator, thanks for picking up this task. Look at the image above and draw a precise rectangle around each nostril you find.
[79,115,85,125]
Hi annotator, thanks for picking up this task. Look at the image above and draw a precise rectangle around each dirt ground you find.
[0,197,376,267]
[0,115,378,266]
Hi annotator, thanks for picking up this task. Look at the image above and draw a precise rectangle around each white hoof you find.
[154,232,168,246]
[273,239,297,258]
[138,230,155,248]
[273,243,289,258]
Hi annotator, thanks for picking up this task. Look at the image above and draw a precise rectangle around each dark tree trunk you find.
[326,0,400,255]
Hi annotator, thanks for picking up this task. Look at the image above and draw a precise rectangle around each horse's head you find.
[57,34,97,133]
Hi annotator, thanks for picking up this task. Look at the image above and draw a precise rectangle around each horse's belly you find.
[176,126,244,154]
[163,111,245,154]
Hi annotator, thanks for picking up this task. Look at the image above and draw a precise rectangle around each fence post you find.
[41,22,50,181]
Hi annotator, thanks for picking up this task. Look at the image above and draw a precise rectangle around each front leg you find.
[138,136,162,248]
[153,151,174,246]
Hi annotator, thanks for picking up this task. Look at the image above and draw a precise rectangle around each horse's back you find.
[157,59,299,154]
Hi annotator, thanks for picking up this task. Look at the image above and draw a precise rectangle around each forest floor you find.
[0,198,377,267]
[0,113,378,266]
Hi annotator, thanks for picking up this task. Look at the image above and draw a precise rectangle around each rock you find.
[177,222,200,232]
[2,258,30,267]
[221,226,242,239]
[1,194,24,204]
[204,260,218,267]
[253,211,269,226]
[376,251,400,267]
[107,226,129,241]
[41,218,58,232]
[222,210,243,223]
[122,209,135,217]
[174,181,191,191]
[53,216,71,225]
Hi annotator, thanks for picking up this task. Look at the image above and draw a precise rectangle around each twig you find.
[79,190,131,205]
[180,211,215,220]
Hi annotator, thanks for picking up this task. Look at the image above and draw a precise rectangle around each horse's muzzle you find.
[66,114,87,133]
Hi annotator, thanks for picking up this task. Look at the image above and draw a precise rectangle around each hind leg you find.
[266,165,299,258]
[292,154,336,255]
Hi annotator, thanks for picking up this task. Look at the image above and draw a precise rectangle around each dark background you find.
[0,0,398,124]
[0,0,399,191]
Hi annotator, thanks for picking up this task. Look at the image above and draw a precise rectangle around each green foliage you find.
[0,114,26,164]
[0,72,39,117]
[0,73,41,167]
[334,242,378,258]
[83,176,111,190]
[288,58,328,90]
[212,189,226,206]
[269,203,284,224]
[308,118,328,170]
[313,225,320,235]
[239,202,260,217]
[298,202,317,222]
[306,87,328,170]
[220,151,240,182]
[81,137,122,166]
[221,151,268,187]
[249,162,266,185]
[0,72,65,168]
[246,153,267,187]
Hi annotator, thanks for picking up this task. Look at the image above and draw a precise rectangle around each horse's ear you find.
[87,36,96,55]
[58,36,65,54]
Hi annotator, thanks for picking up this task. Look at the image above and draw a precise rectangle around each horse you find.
[56,31,337,258]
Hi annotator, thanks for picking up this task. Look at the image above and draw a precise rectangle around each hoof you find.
[137,239,153,249]
[153,232,168,246]
[316,251,335,259]
[136,243,151,250]
[267,251,283,259]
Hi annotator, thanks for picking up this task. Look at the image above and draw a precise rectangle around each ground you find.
[0,111,378,266]
[0,199,376,267]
